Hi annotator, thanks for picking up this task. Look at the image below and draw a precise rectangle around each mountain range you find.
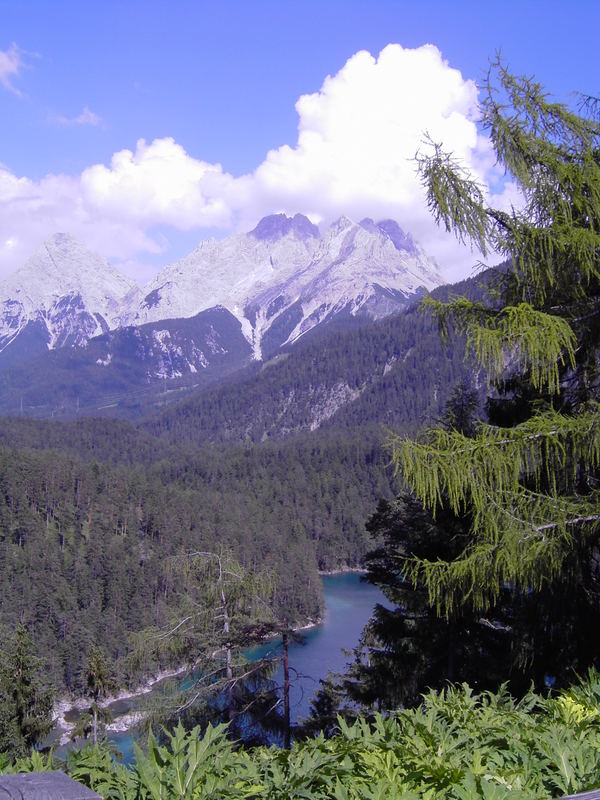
[0,214,442,383]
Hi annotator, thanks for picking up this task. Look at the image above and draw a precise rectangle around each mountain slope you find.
[0,306,253,418]
[140,271,489,446]
[130,214,443,357]
[0,233,139,362]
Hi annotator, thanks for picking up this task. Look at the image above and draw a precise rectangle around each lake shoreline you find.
[318,566,365,576]
[52,572,365,744]
[52,664,190,744]
[52,574,385,758]
[52,617,323,744]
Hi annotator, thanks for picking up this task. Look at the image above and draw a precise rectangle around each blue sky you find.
[1,0,598,284]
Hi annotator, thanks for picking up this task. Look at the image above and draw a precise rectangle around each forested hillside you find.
[0,308,254,420]
[142,272,489,445]
[0,429,398,692]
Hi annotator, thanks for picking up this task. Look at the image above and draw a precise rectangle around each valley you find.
[0,213,477,709]
[2,9,599,794]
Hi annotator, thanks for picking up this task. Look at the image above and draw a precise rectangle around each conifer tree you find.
[391,61,600,614]
[134,550,279,738]
[71,646,116,745]
[0,625,53,759]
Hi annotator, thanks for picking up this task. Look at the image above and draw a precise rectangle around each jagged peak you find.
[250,213,319,242]
[0,232,137,334]
[358,218,378,234]
[376,219,417,255]
[16,233,107,276]
[8,233,137,291]
[36,232,112,267]
[328,215,356,234]
[44,231,81,248]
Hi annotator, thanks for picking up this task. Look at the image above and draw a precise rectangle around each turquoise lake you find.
[107,571,388,761]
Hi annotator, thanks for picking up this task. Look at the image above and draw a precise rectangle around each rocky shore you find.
[52,665,188,745]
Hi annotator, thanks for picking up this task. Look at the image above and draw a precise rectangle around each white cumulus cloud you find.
[0,165,163,273]
[80,137,236,228]
[0,43,516,282]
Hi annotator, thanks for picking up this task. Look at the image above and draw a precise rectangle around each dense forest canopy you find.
[0,431,398,692]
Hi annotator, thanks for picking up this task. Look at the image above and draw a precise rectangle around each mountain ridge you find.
[0,214,443,368]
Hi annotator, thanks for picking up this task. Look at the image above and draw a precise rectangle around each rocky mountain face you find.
[92,306,252,380]
[0,215,443,391]
[130,214,443,358]
[0,233,139,367]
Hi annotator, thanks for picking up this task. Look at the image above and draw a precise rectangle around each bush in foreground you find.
[3,673,600,798]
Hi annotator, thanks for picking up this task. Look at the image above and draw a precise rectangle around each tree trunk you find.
[283,631,291,749]
[92,704,98,746]
[220,558,233,721]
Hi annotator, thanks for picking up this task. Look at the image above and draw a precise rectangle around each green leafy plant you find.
[4,674,600,799]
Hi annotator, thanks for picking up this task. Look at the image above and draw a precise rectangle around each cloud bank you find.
[0,43,514,283]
